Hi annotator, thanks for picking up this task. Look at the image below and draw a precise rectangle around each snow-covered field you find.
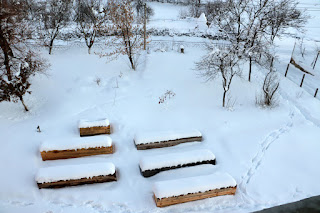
[0,1,320,213]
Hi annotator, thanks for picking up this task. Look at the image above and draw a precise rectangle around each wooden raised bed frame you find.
[40,145,114,161]
[154,186,237,207]
[135,136,202,150]
[37,172,117,189]
[140,159,216,178]
[80,125,111,137]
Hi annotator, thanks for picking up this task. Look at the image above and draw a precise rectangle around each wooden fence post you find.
[285,64,290,77]
[300,74,305,87]
[315,88,319,98]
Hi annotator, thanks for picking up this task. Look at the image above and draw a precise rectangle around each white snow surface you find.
[139,149,215,171]
[35,162,116,183]
[134,129,202,145]
[40,135,112,152]
[78,118,109,128]
[153,172,237,199]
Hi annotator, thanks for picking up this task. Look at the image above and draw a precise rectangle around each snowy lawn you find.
[0,34,320,213]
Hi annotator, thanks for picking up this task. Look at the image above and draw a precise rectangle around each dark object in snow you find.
[135,136,202,150]
[37,172,117,189]
[40,145,114,161]
[140,159,216,178]
[315,88,318,98]
[37,126,41,133]
[300,74,305,88]
[180,45,184,53]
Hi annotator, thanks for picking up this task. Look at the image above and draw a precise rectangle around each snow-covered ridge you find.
[78,119,110,128]
[153,172,237,199]
[134,129,202,145]
[139,149,215,171]
[40,136,112,152]
[36,162,116,184]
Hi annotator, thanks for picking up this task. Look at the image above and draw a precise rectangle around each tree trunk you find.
[19,96,29,112]
[0,28,14,81]
[129,55,135,70]
[88,46,91,54]
[49,39,54,55]
[248,56,252,82]
[222,90,227,107]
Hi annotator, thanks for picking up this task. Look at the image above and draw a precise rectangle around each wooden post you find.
[143,3,147,50]
[300,74,305,87]
[315,88,319,98]
[313,51,319,70]
[285,63,290,77]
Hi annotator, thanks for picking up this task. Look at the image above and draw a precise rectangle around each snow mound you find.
[78,119,110,128]
[36,162,116,183]
[153,172,237,199]
[134,129,202,145]
[40,135,113,152]
[139,149,215,171]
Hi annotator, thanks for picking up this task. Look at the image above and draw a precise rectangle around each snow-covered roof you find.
[78,119,110,128]
[40,135,112,152]
[134,129,202,145]
[36,162,116,183]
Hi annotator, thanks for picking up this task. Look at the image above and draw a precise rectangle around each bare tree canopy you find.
[0,0,49,111]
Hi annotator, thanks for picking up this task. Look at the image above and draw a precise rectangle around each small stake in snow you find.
[315,88,318,98]
[285,63,290,77]
[300,74,305,87]
[180,45,184,54]
[37,126,41,133]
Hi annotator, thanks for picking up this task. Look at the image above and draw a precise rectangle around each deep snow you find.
[0,1,320,213]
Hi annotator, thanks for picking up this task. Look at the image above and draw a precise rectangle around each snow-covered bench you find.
[153,173,237,207]
[134,130,202,150]
[36,162,117,189]
[79,119,111,137]
[40,136,113,161]
[139,149,215,177]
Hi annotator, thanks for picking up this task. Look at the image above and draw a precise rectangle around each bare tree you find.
[0,0,48,111]
[267,0,307,43]
[134,0,154,22]
[196,45,242,107]
[38,0,72,54]
[256,57,279,107]
[103,0,145,70]
[74,0,109,54]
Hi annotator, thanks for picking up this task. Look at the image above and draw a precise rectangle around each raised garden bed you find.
[79,119,111,136]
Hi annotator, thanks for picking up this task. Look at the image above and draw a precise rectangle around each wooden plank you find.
[135,136,202,150]
[154,186,236,207]
[140,159,216,178]
[80,125,111,137]
[37,172,117,189]
[290,58,315,76]
[40,145,114,161]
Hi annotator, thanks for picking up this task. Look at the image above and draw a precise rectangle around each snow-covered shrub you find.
[159,90,176,104]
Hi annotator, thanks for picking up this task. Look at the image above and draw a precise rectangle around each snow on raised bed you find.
[40,135,112,152]
[139,149,215,172]
[153,172,237,199]
[78,119,110,128]
[134,129,202,145]
[36,162,116,183]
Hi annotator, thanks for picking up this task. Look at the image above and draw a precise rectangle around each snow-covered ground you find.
[1,1,320,213]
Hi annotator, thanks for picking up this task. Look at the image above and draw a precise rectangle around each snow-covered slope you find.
[0,1,320,213]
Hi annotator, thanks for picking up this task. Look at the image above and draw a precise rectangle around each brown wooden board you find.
[41,145,114,161]
[80,125,111,137]
[135,136,202,150]
[290,58,315,76]
[154,186,237,207]
[140,159,216,178]
[37,172,117,189]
